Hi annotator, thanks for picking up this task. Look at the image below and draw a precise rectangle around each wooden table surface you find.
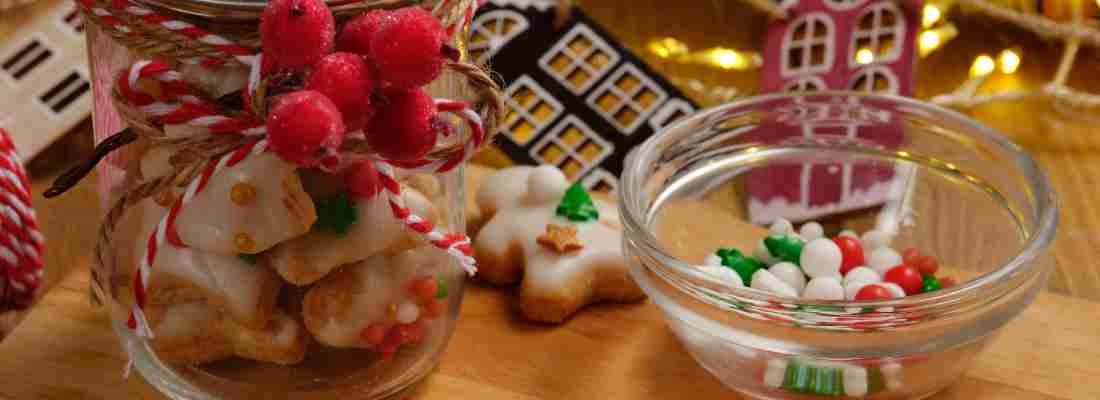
[4,1,1100,399]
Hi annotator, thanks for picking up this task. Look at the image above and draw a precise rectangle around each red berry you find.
[260,0,335,72]
[940,276,957,288]
[266,90,347,167]
[344,161,382,198]
[423,300,445,319]
[854,284,893,301]
[884,265,924,295]
[338,10,395,56]
[833,236,865,275]
[369,8,445,89]
[305,52,376,131]
[915,255,939,275]
[361,323,388,346]
[367,88,439,160]
[902,248,921,266]
[408,276,438,300]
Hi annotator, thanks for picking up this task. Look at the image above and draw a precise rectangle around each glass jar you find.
[79,0,498,398]
[620,93,1057,399]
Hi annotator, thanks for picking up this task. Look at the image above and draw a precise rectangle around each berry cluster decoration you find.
[700,220,955,302]
[260,0,462,165]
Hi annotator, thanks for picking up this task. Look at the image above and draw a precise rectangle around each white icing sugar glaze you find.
[175,152,316,255]
[475,202,623,298]
[267,186,434,285]
[476,165,570,218]
[125,199,278,328]
[302,247,447,348]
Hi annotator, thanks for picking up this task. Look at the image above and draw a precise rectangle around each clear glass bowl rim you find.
[618,91,1059,309]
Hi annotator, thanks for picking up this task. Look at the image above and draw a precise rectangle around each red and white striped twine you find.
[77,0,257,68]
[0,128,44,310]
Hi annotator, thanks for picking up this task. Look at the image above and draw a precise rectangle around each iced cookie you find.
[174,152,317,255]
[302,246,451,355]
[474,166,644,323]
[145,302,310,365]
[116,199,281,329]
[266,186,436,285]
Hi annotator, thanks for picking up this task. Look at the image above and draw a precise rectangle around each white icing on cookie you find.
[175,152,316,255]
[476,166,570,218]
[267,186,434,285]
[302,246,447,348]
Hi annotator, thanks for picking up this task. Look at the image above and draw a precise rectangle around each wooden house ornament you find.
[0,0,91,159]
[747,0,919,224]
[471,0,698,194]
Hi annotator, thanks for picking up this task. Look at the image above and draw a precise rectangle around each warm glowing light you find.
[922,4,942,28]
[855,48,874,65]
[919,31,941,54]
[648,37,689,59]
[696,48,758,70]
[970,55,996,77]
[998,49,1021,74]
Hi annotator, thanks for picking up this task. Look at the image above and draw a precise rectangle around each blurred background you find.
[1,0,1098,301]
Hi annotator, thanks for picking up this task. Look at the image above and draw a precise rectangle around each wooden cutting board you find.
[0,165,1096,400]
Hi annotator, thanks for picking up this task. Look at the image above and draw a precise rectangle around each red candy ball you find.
[902,247,921,265]
[915,255,939,275]
[940,276,957,288]
[833,236,865,275]
[408,276,438,300]
[367,88,439,161]
[369,8,445,89]
[260,0,335,73]
[338,10,395,56]
[423,300,445,319]
[854,284,894,301]
[361,323,388,346]
[344,161,383,199]
[266,90,347,167]
[305,52,376,131]
[884,265,924,295]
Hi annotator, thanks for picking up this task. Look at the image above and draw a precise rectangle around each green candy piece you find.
[436,277,449,299]
[237,253,258,265]
[764,235,805,264]
[314,192,359,235]
[555,183,600,222]
[782,360,845,396]
[922,275,942,293]
[715,248,763,285]
[867,366,886,394]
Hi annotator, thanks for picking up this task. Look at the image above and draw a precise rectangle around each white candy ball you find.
[867,247,903,275]
[753,240,779,266]
[799,222,824,241]
[879,282,907,298]
[838,229,859,238]
[769,262,807,293]
[802,277,845,300]
[751,269,799,297]
[861,229,894,250]
[525,165,569,205]
[842,266,881,287]
[698,265,744,287]
[764,359,788,388]
[395,302,421,324]
[769,218,794,236]
[703,253,723,266]
[800,238,843,278]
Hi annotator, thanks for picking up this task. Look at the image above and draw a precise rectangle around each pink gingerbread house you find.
[747,0,920,224]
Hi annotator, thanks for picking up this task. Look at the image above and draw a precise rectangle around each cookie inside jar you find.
[108,143,465,385]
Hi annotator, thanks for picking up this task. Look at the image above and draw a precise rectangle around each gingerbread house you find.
[0,0,91,159]
[747,0,919,224]
[471,0,698,194]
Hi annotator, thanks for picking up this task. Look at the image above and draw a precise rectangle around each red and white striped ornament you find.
[0,127,44,310]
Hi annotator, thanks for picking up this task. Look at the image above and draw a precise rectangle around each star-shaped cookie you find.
[474,166,644,323]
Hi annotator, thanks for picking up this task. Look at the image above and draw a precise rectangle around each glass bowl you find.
[619,93,1057,399]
